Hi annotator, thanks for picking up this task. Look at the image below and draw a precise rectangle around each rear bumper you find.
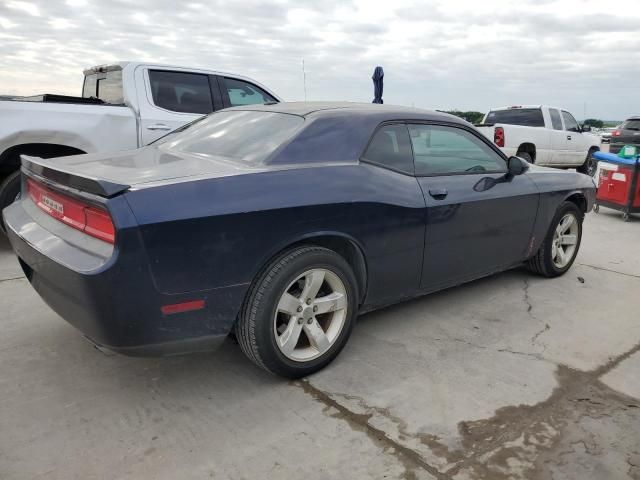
[3,198,247,356]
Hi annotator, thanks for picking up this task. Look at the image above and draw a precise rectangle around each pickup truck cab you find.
[0,61,281,223]
[476,106,600,176]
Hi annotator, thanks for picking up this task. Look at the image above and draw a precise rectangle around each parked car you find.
[0,61,281,227]
[3,103,596,378]
[476,106,601,176]
[610,117,640,154]
[600,128,616,144]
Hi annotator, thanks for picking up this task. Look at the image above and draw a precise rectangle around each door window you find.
[362,124,414,174]
[223,77,276,106]
[561,111,580,132]
[148,70,214,114]
[549,109,564,130]
[408,124,506,175]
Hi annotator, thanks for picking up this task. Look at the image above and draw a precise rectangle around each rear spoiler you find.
[21,155,129,198]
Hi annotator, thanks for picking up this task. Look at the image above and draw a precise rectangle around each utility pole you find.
[302,59,307,102]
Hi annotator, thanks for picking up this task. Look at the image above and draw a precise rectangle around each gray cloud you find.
[0,0,638,120]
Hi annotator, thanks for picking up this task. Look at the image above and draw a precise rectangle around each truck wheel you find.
[518,152,533,163]
[527,201,583,278]
[0,171,21,235]
[236,246,358,378]
[577,149,598,176]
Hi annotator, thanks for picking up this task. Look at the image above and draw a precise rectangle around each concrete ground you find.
[1,193,639,479]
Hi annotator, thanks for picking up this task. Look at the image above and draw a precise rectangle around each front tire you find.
[236,246,359,378]
[528,201,583,277]
[0,171,21,235]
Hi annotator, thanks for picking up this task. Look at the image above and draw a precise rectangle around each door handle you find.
[147,123,172,131]
[428,188,448,200]
[567,135,572,140]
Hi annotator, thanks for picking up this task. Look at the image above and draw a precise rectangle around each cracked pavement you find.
[1,206,639,479]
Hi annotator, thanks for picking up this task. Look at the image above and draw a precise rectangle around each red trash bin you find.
[593,151,640,221]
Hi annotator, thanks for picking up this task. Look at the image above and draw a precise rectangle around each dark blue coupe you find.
[3,103,596,377]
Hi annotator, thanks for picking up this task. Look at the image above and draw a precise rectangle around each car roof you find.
[227,101,466,124]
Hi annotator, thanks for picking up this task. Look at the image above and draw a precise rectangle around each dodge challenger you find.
[3,102,596,378]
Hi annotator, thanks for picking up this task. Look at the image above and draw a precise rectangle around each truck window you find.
[82,70,124,104]
[148,70,214,114]
[223,77,276,107]
[549,108,563,130]
[484,108,545,127]
[561,111,579,132]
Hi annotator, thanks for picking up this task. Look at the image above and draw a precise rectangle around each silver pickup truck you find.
[0,61,281,228]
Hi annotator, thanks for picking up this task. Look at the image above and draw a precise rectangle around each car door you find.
[561,111,585,165]
[137,68,223,145]
[408,123,540,291]
[548,108,569,164]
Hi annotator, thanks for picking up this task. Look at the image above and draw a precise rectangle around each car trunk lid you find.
[21,146,255,194]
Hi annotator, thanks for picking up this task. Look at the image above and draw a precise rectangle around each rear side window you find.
[362,124,414,174]
[83,69,124,104]
[485,108,545,127]
[159,111,303,165]
[223,77,276,107]
[622,119,640,130]
[561,111,579,132]
[549,109,563,130]
[149,70,213,114]
[409,124,506,175]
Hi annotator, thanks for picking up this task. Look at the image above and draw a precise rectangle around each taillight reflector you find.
[612,130,622,137]
[494,126,505,147]
[161,300,206,315]
[27,178,115,244]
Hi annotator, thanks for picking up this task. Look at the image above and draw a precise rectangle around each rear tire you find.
[0,171,21,235]
[528,201,583,278]
[236,246,359,378]
[517,151,533,163]
[577,148,598,176]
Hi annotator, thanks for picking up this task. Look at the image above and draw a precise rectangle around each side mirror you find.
[507,156,529,176]
[582,125,592,132]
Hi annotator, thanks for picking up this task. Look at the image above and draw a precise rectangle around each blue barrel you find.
[593,151,639,166]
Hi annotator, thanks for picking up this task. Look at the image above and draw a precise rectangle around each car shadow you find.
[0,233,12,250]
[28,266,534,395]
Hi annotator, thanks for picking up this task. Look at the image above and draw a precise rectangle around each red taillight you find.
[494,126,505,147]
[612,130,622,137]
[27,178,115,244]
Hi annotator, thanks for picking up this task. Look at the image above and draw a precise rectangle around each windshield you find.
[485,108,545,127]
[82,69,124,104]
[158,110,304,165]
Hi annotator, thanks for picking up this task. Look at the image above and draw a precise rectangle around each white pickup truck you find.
[0,61,281,220]
[476,105,601,176]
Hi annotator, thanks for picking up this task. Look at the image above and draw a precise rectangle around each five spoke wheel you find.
[551,213,579,268]
[274,268,348,362]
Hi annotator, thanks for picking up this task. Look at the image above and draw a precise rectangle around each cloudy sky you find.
[0,0,638,120]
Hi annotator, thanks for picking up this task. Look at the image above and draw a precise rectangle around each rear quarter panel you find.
[124,164,426,306]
